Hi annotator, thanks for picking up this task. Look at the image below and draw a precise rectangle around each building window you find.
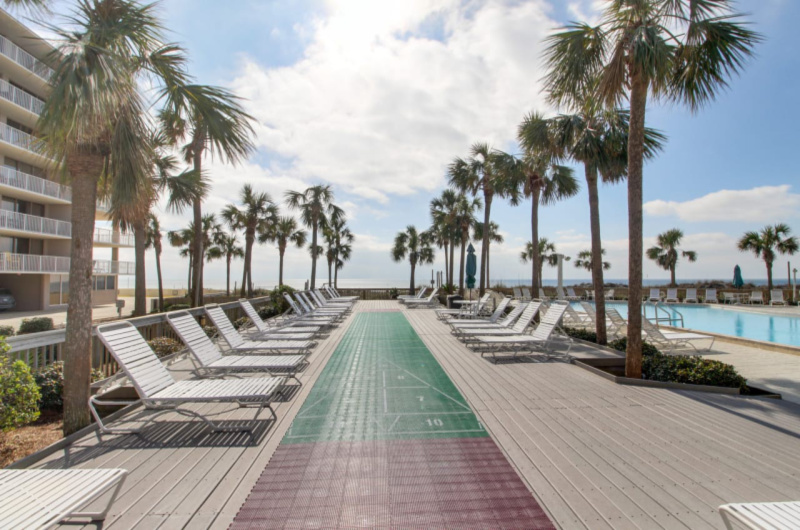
[92,275,116,291]
[4,157,46,178]
[49,274,68,305]
[6,119,33,136]
[0,236,37,254]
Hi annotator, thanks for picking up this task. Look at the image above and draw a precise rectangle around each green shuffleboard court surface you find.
[284,312,488,443]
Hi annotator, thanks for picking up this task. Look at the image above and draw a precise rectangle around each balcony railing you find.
[0,78,45,115]
[0,34,53,81]
[0,252,135,275]
[96,197,111,213]
[0,166,71,202]
[0,209,71,238]
[0,122,49,158]
[94,227,134,246]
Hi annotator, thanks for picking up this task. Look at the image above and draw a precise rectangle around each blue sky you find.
[28,0,800,289]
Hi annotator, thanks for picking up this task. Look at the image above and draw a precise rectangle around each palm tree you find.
[513,114,579,295]
[161,86,256,307]
[391,226,435,295]
[451,193,482,295]
[738,224,798,298]
[430,189,459,286]
[145,214,164,312]
[325,216,354,288]
[543,1,760,377]
[285,185,343,289]
[168,226,194,295]
[207,232,244,296]
[548,103,665,344]
[472,221,503,287]
[168,215,222,296]
[222,185,278,298]
[520,238,563,289]
[647,229,697,287]
[574,249,610,272]
[38,0,193,434]
[448,143,515,296]
[260,216,307,287]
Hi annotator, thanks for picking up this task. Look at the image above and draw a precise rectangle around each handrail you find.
[0,253,135,275]
[0,77,45,115]
[0,33,54,81]
[93,227,134,247]
[644,302,685,328]
[92,260,135,275]
[0,166,71,201]
[0,122,50,158]
[0,209,71,238]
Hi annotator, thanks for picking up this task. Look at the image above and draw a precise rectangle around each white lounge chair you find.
[607,309,628,335]
[313,289,352,307]
[404,288,440,308]
[684,288,698,303]
[398,287,426,301]
[521,287,533,301]
[282,294,339,326]
[93,321,285,433]
[538,288,550,301]
[445,297,510,326]
[456,302,541,341]
[641,318,715,354]
[449,302,524,333]
[580,302,623,338]
[770,290,787,306]
[166,311,307,384]
[647,289,662,302]
[468,302,573,361]
[704,288,718,303]
[205,304,316,355]
[564,304,592,329]
[719,501,800,530]
[435,293,490,321]
[325,286,358,301]
[665,288,679,303]
[298,292,348,316]
[567,287,583,300]
[749,291,764,305]
[0,468,128,529]
[329,286,359,300]
[605,289,615,300]
[237,299,324,336]
[512,287,522,300]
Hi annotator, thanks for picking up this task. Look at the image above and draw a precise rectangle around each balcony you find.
[0,252,134,275]
[0,209,71,239]
[0,166,71,204]
[0,33,53,82]
[0,122,51,163]
[0,78,45,115]
[94,227,135,247]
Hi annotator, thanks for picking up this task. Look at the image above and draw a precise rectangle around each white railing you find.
[96,197,111,213]
[0,34,53,81]
[0,252,70,273]
[0,78,45,115]
[94,227,134,246]
[0,209,71,238]
[93,260,135,275]
[0,122,49,157]
[0,166,71,201]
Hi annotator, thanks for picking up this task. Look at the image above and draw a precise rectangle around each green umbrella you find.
[466,243,477,289]
[733,265,744,288]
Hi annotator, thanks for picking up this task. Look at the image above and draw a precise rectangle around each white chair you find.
[704,288,718,303]
[521,287,533,301]
[647,289,662,302]
[538,288,550,301]
[238,299,324,336]
[93,321,285,434]
[205,304,316,355]
[282,294,339,326]
[435,293,490,321]
[298,292,348,315]
[0,468,128,529]
[605,289,615,300]
[449,300,521,333]
[329,286,359,300]
[512,287,522,300]
[566,287,583,300]
[749,291,764,304]
[166,311,307,384]
[398,287,426,300]
[314,289,353,307]
[665,288,679,303]
[770,290,787,306]
[684,288,698,303]
[719,501,800,530]
[325,285,358,301]
[455,302,541,340]
[641,318,715,354]
[403,288,440,308]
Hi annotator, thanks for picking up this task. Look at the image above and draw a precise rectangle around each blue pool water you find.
[579,302,800,347]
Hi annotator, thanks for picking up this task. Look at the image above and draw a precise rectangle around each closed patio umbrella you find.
[466,243,477,290]
[733,265,744,289]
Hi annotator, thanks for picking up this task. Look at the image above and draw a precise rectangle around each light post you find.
[793,267,797,303]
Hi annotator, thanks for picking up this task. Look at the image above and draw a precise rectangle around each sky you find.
[24,0,800,289]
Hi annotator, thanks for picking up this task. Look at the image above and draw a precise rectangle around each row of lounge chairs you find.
[1,287,358,528]
[647,287,788,305]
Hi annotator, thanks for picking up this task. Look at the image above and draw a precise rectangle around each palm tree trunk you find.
[586,164,607,344]
[443,242,449,286]
[133,220,147,317]
[245,230,255,297]
[486,241,491,288]
[409,259,416,295]
[625,73,648,379]
[240,242,248,298]
[187,252,193,299]
[328,257,333,286]
[62,154,103,435]
[334,253,340,288]
[449,240,455,288]
[670,266,676,287]
[310,219,318,289]
[479,191,492,296]
[226,255,231,296]
[278,248,285,287]
[530,185,541,293]
[766,260,773,293]
[459,231,467,295]
[155,247,164,312]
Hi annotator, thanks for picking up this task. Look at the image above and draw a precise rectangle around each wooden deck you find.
[25,300,800,529]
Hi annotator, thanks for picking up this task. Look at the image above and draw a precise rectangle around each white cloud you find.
[230,0,558,201]
[644,185,800,222]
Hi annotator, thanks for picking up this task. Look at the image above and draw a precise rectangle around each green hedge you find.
[33,362,105,411]
[0,325,15,337]
[0,357,39,430]
[17,317,54,335]
[147,337,182,358]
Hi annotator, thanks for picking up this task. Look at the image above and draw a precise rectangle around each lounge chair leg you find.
[90,396,144,435]
[67,473,127,521]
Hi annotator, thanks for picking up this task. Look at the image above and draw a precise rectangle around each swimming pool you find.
[577,302,800,348]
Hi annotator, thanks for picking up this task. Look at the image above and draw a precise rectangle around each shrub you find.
[0,356,40,430]
[388,288,399,300]
[0,325,14,337]
[165,303,190,311]
[257,304,279,319]
[563,327,598,343]
[642,353,747,391]
[266,285,296,315]
[203,325,217,338]
[33,362,104,411]
[233,317,250,330]
[608,337,661,357]
[147,337,182,358]
[17,317,54,335]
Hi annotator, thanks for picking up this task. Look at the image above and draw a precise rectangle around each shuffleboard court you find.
[231,311,554,529]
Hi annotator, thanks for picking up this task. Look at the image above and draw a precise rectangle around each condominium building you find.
[0,9,133,311]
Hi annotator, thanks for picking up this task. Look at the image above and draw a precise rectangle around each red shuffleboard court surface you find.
[230,312,554,529]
